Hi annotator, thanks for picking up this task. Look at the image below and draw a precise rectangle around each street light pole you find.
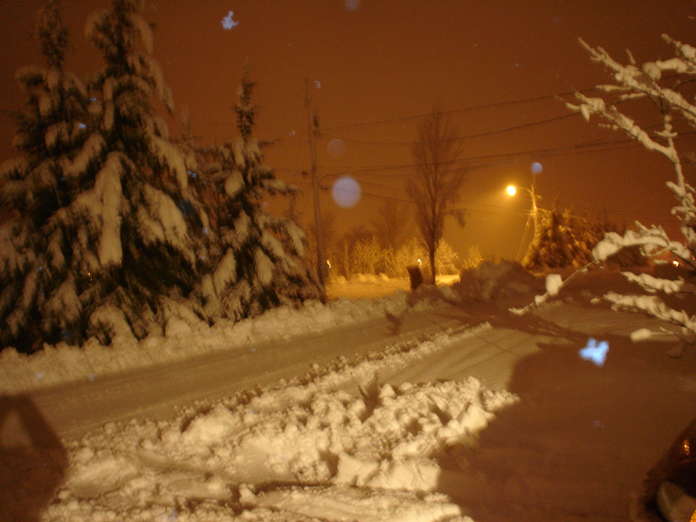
[506,183,541,263]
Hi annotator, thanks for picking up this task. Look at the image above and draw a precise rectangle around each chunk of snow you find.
[224,170,243,197]
[212,248,237,295]
[255,248,274,286]
[622,271,683,294]
[150,135,187,189]
[630,328,653,342]
[545,273,563,296]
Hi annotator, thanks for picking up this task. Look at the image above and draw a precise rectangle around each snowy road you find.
[6,292,696,521]
[16,305,474,440]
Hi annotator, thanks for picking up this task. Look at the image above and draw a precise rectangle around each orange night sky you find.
[1,0,695,259]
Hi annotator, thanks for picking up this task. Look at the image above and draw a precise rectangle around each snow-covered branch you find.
[603,292,696,332]
[564,34,696,339]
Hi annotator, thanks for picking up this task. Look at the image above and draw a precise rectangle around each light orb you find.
[332,176,362,208]
[531,161,543,174]
[327,138,346,157]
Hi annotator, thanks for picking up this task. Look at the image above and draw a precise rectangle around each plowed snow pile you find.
[42,330,517,521]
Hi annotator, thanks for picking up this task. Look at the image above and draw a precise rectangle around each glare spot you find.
[345,0,360,11]
[327,138,346,157]
[531,161,543,174]
[221,10,239,30]
[35,372,45,381]
[579,338,609,367]
[332,176,361,208]
[314,80,321,89]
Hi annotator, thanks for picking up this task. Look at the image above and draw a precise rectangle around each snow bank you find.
[43,326,512,521]
[0,291,433,393]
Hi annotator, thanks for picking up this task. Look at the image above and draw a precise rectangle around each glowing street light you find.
[504,182,541,262]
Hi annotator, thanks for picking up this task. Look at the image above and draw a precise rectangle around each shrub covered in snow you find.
[523,207,642,271]
[454,260,544,304]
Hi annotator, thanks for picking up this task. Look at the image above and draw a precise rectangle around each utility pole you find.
[305,78,326,294]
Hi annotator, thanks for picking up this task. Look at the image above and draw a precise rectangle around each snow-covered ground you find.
[40,325,513,522]
[326,274,459,300]
[0,286,437,394]
[3,269,696,521]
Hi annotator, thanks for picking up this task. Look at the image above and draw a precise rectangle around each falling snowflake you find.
[221,10,239,30]
[579,338,609,367]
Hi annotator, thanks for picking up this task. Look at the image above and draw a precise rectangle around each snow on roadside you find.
[0,290,433,394]
[41,324,515,522]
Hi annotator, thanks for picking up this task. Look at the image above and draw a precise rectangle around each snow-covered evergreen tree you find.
[0,0,211,352]
[77,0,211,342]
[196,74,320,320]
[0,0,93,352]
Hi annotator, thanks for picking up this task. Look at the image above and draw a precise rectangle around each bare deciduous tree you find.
[407,107,467,283]
[370,199,411,251]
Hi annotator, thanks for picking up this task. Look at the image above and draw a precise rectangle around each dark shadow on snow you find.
[430,302,696,522]
[0,394,67,522]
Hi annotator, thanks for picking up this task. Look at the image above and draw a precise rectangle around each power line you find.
[281,175,680,225]
[321,86,601,133]
[276,125,696,183]
[322,112,580,146]
[321,72,685,133]
[311,138,637,177]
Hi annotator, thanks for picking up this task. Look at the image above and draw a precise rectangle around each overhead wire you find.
[322,112,581,146]
[321,85,602,133]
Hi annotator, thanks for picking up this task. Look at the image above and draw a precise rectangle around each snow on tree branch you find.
[591,222,691,262]
[562,33,696,338]
[603,292,696,332]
